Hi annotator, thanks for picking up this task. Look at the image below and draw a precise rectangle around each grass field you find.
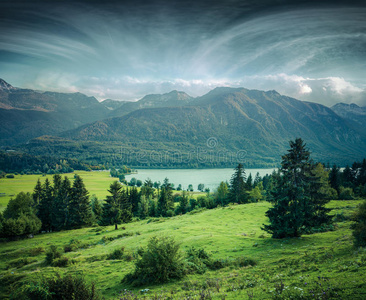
[0,199,365,299]
[0,171,119,211]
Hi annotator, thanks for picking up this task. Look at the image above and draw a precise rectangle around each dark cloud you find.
[0,0,365,105]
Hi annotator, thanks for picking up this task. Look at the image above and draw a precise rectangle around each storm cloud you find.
[1,0,365,105]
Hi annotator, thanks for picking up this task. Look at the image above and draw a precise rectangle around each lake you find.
[125,168,276,191]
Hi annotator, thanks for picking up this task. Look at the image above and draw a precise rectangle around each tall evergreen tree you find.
[128,187,140,217]
[102,181,132,229]
[32,179,43,206]
[246,173,253,191]
[176,191,189,214]
[51,174,66,230]
[68,175,92,228]
[263,138,332,238]
[157,178,174,216]
[329,164,341,195]
[91,195,103,224]
[228,163,248,204]
[37,178,53,231]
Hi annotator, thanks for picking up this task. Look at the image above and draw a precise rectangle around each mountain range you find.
[1,78,365,167]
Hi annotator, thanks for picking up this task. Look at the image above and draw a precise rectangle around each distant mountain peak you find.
[0,79,16,91]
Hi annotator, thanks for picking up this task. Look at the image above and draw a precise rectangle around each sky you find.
[1,0,366,106]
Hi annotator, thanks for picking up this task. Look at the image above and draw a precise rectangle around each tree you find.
[198,183,205,192]
[91,195,103,224]
[329,164,341,195]
[351,201,366,247]
[228,163,248,204]
[1,192,41,238]
[37,178,53,231]
[188,184,193,192]
[253,172,261,187]
[138,196,150,219]
[51,175,69,230]
[141,178,154,199]
[246,173,253,190]
[68,175,92,228]
[128,187,140,217]
[176,191,189,214]
[102,181,132,229]
[262,138,331,238]
[33,179,43,205]
[157,178,174,217]
[215,181,228,206]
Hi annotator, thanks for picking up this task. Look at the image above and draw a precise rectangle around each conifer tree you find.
[263,138,331,238]
[157,178,174,216]
[68,175,92,228]
[33,179,43,206]
[176,191,189,214]
[102,181,132,229]
[128,187,140,217]
[329,164,341,195]
[91,196,103,224]
[37,178,53,231]
[228,163,248,204]
[53,177,71,230]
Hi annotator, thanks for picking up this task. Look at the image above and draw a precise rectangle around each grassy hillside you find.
[0,171,117,211]
[0,200,365,299]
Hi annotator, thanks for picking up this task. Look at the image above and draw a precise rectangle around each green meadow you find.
[0,199,365,299]
[0,171,118,211]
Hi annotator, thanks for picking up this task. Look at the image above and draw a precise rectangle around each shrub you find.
[45,245,62,265]
[29,246,45,256]
[124,235,185,286]
[6,174,14,178]
[339,187,354,200]
[7,257,37,269]
[22,273,101,300]
[352,201,366,248]
[107,247,125,260]
[52,256,70,267]
[235,257,258,267]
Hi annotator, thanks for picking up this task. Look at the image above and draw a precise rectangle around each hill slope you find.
[58,87,365,166]
[0,200,364,299]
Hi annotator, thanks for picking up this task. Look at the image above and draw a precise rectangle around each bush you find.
[45,245,62,265]
[7,257,37,269]
[22,273,101,300]
[123,235,185,286]
[352,201,366,248]
[234,257,257,267]
[29,246,45,256]
[339,187,354,200]
[6,174,14,178]
[107,247,125,260]
[52,256,70,267]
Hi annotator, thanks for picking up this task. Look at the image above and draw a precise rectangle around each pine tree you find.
[246,173,253,191]
[51,174,67,230]
[128,187,140,217]
[102,181,132,229]
[91,195,103,224]
[68,175,92,228]
[176,191,189,214]
[329,164,341,195]
[157,178,174,217]
[228,163,248,204]
[32,179,43,206]
[263,138,331,238]
[37,178,53,231]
